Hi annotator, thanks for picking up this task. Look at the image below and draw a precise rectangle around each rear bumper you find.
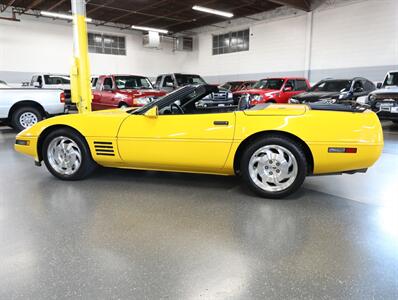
[309,143,383,175]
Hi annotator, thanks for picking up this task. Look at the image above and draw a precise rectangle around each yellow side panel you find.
[117,113,236,172]
[225,109,383,175]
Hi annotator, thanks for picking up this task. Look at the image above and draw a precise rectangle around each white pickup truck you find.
[0,81,65,131]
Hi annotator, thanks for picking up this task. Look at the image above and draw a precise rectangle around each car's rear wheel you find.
[240,136,307,199]
[42,128,96,180]
[11,106,44,131]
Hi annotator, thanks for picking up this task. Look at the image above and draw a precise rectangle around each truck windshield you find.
[44,75,70,84]
[175,74,206,86]
[252,79,284,90]
[383,72,398,87]
[309,80,351,92]
[115,76,153,89]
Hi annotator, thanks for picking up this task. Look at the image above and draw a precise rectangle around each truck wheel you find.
[11,106,44,131]
[240,136,307,199]
[42,128,96,180]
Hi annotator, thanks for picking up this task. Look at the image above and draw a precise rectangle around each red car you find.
[232,77,310,105]
[92,75,166,111]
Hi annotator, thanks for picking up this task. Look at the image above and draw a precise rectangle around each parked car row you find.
[2,70,398,131]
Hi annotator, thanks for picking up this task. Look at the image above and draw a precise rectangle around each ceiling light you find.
[40,11,92,22]
[192,5,233,18]
[131,25,168,34]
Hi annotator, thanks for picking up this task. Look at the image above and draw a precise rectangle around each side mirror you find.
[33,82,41,88]
[238,95,250,111]
[103,85,112,91]
[284,86,293,92]
[376,82,382,89]
[144,106,158,118]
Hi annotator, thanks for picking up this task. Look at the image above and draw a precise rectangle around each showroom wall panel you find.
[310,0,398,82]
[186,0,398,83]
[0,16,189,84]
[183,14,308,83]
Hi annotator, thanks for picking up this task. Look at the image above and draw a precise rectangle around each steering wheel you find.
[170,103,184,114]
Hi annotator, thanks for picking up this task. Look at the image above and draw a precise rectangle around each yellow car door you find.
[117,112,235,173]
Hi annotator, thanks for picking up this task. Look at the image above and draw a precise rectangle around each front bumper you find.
[14,135,39,161]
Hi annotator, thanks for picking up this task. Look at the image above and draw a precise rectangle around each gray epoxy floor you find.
[0,122,398,299]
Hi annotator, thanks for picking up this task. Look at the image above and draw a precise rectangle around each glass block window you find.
[88,32,126,55]
[212,29,249,55]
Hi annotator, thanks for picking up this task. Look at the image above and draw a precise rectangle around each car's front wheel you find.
[240,136,307,199]
[42,128,96,180]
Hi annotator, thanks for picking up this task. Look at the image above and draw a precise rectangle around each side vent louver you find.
[94,141,115,156]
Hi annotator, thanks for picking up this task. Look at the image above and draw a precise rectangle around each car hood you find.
[371,86,398,95]
[244,104,307,116]
[234,88,279,95]
[293,91,341,102]
[117,89,166,97]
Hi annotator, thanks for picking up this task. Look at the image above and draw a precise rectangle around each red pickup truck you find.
[232,77,310,105]
[92,75,166,110]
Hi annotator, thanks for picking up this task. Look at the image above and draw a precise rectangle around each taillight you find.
[60,92,65,103]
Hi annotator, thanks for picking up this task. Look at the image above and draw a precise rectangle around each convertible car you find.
[14,85,383,199]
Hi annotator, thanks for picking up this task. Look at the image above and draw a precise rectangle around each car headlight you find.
[369,94,377,101]
[228,92,233,99]
[289,98,299,104]
[134,97,151,105]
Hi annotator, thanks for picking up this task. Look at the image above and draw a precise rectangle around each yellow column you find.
[70,0,92,113]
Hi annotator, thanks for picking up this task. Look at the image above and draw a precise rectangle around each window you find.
[155,76,162,88]
[175,74,206,85]
[252,79,284,90]
[285,80,295,90]
[43,75,70,84]
[88,32,126,55]
[114,76,153,89]
[103,77,113,89]
[212,29,249,55]
[364,80,375,91]
[295,80,308,91]
[309,80,352,92]
[163,75,174,87]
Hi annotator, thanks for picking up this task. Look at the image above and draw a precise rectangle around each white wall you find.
[0,0,397,85]
[185,0,398,83]
[0,15,190,84]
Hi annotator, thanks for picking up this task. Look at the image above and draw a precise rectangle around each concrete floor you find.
[0,122,397,299]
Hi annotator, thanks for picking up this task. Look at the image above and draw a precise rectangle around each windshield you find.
[309,80,351,92]
[175,74,206,86]
[43,75,70,85]
[252,79,284,90]
[115,76,153,89]
[383,72,398,87]
[220,82,243,90]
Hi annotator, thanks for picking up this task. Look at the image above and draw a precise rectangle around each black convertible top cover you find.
[308,103,365,113]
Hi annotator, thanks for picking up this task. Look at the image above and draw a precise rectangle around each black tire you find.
[42,128,97,180]
[11,106,44,132]
[119,103,129,108]
[240,135,307,199]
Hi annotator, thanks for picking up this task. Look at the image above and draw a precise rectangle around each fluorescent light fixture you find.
[192,5,233,18]
[131,25,168,34]
[40,11,92,22]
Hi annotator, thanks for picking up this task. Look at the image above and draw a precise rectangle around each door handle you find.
[213,121,229,125]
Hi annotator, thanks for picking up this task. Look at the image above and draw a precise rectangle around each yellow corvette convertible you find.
[15,85,383,198]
